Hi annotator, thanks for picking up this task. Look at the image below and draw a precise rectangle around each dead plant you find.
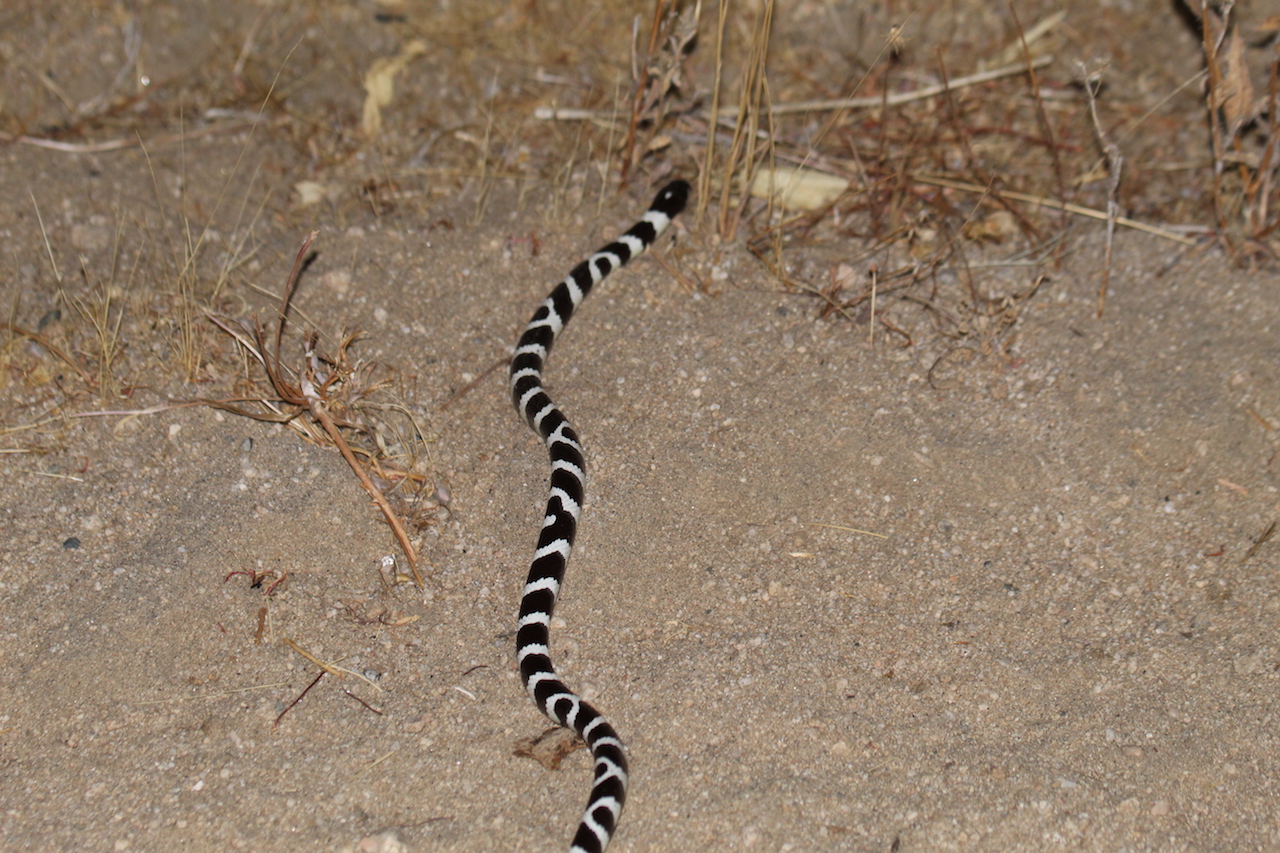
[620,0,702,184]
[1199,1,1280,261]
[203,231,436,588]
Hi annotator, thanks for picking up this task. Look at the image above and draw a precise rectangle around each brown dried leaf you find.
[1220,31,1256,138]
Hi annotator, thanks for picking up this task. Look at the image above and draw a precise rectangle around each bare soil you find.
[2,2,1278,852]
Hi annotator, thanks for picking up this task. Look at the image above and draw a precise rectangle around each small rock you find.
[294,180,332,207]
[70,224,112,251]
[62,536,81,549]
[357,832,405,853]
[320,269,352,295]
[404,712,432,734]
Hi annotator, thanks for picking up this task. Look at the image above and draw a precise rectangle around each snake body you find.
[509,180,690,852]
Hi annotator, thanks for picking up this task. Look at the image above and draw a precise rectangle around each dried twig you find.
[1081,64,1123,316]
[274,670,325,728]
[439,357,508,411]
[535,57,1055,124]
[1008,3,1068,244]
[717,0,774,241]
[350,750,397,783]
[204,232,427,586]
[723,56,1054,117]
[343,689,384,716]
[0,121,260,154]
[282,638,384,692]
[913,175,1197,245]
[301,337,421,586]
[1241,520,1277,565]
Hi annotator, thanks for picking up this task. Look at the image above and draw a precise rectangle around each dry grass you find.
[203,230,436,587]
[521,2,1275,377]
[681,4,1271,351]
[1198,2,1280,261]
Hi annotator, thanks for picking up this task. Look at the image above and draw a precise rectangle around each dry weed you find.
[204,232,438,588]
[1199,2,1280,261]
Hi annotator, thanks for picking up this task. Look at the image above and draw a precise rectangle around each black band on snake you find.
[509,180,690,852]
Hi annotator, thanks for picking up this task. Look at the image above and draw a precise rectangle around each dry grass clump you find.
[535,3,1099,364]
[1198,2,1280,262]
[536,1,1277,362]
[204,231,439,587]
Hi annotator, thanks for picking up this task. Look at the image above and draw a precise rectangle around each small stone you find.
[320,269,352,294]
[294,180,329,206]
[404,712,432,734]
[356,832,405,853]
[70,224,112,251]
[62,536,81,549]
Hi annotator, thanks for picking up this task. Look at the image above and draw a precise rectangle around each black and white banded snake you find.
[509,180,690,852]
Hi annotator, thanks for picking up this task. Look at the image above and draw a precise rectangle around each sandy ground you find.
[2,2,1279,852]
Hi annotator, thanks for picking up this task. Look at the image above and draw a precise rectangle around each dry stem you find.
[204,231,426,587]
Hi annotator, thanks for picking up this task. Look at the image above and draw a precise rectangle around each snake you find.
[509,180,691,852]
